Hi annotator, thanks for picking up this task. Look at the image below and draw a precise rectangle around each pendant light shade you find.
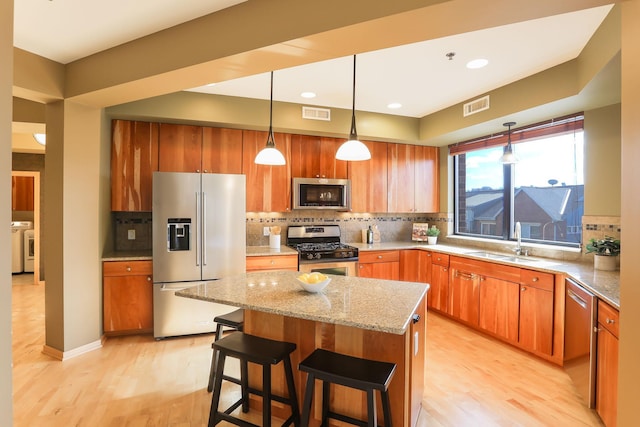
[499,121,518,164]
[336,55,371,161]
[255,72,286,166]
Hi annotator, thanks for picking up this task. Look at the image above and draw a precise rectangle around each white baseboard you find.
[42,338,103,361]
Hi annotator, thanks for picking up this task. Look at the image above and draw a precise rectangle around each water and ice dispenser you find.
[167,218,191,251]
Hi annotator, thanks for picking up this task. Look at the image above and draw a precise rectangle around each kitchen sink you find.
[463,251,511,260]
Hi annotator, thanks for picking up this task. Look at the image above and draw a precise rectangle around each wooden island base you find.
[243,299,426,427]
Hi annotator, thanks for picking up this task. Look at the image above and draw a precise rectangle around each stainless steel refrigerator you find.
[152,172,246,339]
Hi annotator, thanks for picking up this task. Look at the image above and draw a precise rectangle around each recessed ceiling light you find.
[300,92,316,99]
[387,103,402,109]
[466,58,489,69]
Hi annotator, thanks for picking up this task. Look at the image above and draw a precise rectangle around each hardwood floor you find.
[12,279,603,426]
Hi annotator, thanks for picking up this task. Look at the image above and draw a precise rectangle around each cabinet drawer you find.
[246,254,298,271]
[431,252,449,267]
[359,250,400,264]
[598,300,619,338]
[520,269,553,292]
[103,260,152,277]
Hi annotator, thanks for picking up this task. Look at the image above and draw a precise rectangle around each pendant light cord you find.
[350,55,358,139]
[267,71,275,147]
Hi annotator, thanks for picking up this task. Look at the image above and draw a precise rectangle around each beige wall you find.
[584,104,621,216]
[1,0,13,423]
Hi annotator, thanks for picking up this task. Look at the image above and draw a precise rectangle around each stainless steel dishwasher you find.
[564,278,597,408]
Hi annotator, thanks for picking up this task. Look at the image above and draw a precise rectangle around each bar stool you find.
[298,349,396,427]
[209,332,300,427]
[207,309,244,392]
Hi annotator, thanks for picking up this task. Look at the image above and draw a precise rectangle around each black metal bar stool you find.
[298,349,396,427]
[209,332,300,427]
[208,309,245,392]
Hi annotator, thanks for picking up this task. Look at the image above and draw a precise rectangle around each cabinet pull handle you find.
[377,255,383,259]
[412,314,421,324]
[606,318,615,324]
[126,266,132,272]
[443,268,448,272]
[147,276,151,281]
[455,271,477,280]
[270,260,275,265]
[521,286,527,292]
[532,277,539,282]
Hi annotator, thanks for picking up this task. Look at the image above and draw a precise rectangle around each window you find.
[452,114,584,247]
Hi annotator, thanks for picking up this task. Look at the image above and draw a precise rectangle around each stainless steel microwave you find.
[292,177,351,210]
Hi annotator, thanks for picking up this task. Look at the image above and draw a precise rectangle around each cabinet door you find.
[12,176,35,211]
[479,277,520,343]
[358,262,399,280]
[246,255,298,272]
[429,263,450,313]
[103,274,153,333]
[158,123,203,172]
[111,120,159,211]
[202,127,243,174]
[400,250,421,282]
[348,140,388,212]
[290,135,347,179]
[387,143,415,212]
[414,145,439,213]
[519,285,553,355]
[242,130,292,212]
[449,269,480,326]
[596,327,618,427]
[409,298,426,427]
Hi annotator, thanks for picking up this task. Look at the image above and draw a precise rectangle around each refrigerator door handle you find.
[202,191,207,266]
[195,191,200,267]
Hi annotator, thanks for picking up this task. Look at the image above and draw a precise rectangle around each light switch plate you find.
[127,229,136,240]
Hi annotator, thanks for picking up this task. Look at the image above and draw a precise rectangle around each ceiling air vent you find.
[302,106,331,121]
[463,95,490,117]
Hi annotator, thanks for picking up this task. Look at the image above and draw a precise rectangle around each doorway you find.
[11,171,41,285]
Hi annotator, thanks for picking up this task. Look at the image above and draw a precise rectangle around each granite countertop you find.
[102,250,152,261]
[176,270,429,335]
[350,241,620,308]
[246,246,299,256]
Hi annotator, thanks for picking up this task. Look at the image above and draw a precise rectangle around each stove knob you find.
[315,253,322,260]
[347,251,353,258]
[306,253,314,260]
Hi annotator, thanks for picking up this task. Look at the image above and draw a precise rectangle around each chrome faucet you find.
[514,221,523,256]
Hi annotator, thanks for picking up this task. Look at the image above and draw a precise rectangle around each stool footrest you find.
[327,411,369,427]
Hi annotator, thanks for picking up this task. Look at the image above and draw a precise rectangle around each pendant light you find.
[336,55,371,161]
[499,121,518,164]
[255,71,286,165]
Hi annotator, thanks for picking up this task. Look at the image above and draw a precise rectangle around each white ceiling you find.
[13,1,612,120]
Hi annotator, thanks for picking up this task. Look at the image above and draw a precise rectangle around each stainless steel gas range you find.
[287,225,358,277]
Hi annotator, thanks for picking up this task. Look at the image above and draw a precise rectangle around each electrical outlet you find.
[263,226,270,236]
[127,229,136,240]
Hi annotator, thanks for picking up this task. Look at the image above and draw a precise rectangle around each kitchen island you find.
[177,270,429,427]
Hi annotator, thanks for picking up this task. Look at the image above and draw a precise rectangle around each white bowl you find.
[296,277,331,293]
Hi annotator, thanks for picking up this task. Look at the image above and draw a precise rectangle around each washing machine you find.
[11,221,32,274]
[24,229,35,273]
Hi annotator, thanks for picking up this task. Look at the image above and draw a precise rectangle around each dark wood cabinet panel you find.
[12,176,35,211]
[349,140,388,213]
[202,127,243,174]
[242,130,292,212]
[110,120,159,212]
[158,123,203,173]
[103,261,153,335]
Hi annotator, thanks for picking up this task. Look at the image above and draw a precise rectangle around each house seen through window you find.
[453,114,584,247]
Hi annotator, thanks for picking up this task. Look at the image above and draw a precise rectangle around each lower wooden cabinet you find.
[103,260,153,336]
[358,250,400,280]
[428,253,450,313]
[596,299,619,427]
[246,254,298,272]
[518,270,554,355]
[479,276,519,343]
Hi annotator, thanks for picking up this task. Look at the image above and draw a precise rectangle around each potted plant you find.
[426,225,440,245]
[585,236,620,271]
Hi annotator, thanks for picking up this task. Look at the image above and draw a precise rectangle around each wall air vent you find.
[302,106,331,121]
[463,95,490,117]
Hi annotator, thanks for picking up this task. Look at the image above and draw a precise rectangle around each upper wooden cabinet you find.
[111,120,159,212]
[202,127,243,174]
[414,145,439,213]
[158,123,203,173]
[12,176,34,211]
[242,130,292,212]
[290,135,347,179]
[349,140,388,213]
[388,144,439,213]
